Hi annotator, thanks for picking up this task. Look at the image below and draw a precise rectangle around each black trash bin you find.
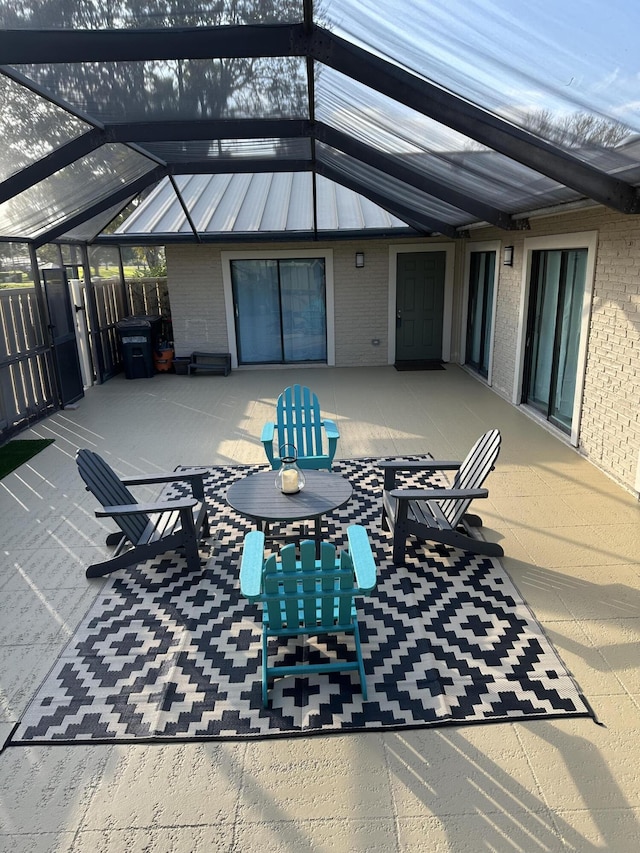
[116,315,162,379]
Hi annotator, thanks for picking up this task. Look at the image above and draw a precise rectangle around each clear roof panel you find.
[0,1,304,28]
[58,198,137,243]
[315,68,578,215]
[142,138,312,163]
[316,143,472,228]
[1,1,639,244]
[323,1,640,154]
[0,145,157,240]
[12,58,309,122]
[0,74,91,182]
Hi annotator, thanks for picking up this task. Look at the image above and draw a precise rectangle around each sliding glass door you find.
[465,250,495,378]
[523,249,587,432]
[231,258,327,364]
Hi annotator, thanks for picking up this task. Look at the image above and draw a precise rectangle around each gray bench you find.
[187,351,231,376]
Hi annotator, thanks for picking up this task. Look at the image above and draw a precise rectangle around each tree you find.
[518,109,629,149]
[1,1,308,125]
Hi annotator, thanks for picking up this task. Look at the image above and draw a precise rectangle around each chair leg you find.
[178,507,202,572]
[262,632,270,708]
[392,528,408,566]
[353,621,367,700]
[422,527,504,558]
[86,549,140,578]
[182,537,201,572]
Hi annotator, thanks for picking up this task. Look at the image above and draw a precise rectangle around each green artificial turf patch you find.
[0,438,55,479]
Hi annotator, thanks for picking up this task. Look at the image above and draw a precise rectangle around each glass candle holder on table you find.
[275,444,305,494]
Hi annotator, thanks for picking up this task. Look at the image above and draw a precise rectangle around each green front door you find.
[395,252,446,362]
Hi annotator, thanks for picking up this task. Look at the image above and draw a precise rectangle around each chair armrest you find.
[240,530,266,600]
[260,422,275,443]
[121,469,207,499]
[378,459,461,472]
[388,488,488,502]
[322,418,340,440]
[122,471,206,486]
[96,498,197,517]
[347,525,377,592]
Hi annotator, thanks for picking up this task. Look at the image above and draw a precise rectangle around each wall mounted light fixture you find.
[355,251,365,268]
[503,245,514,266]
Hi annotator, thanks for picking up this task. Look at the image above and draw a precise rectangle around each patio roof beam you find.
[94,226,418,246]
[31,166,168,249]
[0,24,306,64]
[106,119,310,142]
[169,175,200,243]
[314,123,515,229]
[169,161,313,175]
[0,129,107,205]
[314,161,457,238]
[312,28,640,214]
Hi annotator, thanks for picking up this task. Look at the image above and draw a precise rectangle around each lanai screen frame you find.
[1,0,640,248]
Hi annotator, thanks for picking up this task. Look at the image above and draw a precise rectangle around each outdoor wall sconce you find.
[355,252,365,268]
[503,245,514,266]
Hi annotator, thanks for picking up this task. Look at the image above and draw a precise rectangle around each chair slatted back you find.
[76,449,149,545]
[439,429,501,528]
[276,385,325,462]
[262,540,357,633]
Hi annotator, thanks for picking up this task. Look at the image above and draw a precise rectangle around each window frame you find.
[514,231,598,446]
[222,248,335,368]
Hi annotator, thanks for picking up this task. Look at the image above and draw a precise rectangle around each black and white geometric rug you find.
[10,457,594,744]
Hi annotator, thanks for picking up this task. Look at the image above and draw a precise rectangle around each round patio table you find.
[226,469,353,547]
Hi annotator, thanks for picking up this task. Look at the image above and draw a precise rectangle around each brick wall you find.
[478,207,640,493]
[580,212,640,490]
[166,245,229,356]
[332,242,389,366]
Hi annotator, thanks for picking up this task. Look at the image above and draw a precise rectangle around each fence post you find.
[81,244,106,383]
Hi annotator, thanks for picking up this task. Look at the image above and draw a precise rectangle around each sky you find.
[322,0,640,131]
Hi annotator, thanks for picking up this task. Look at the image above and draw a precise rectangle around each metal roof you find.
[115,173,413,241]
[1,1,640,246]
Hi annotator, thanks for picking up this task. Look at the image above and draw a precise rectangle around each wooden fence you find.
[0,276,169,441]
[0,287,56,436]
[89,277,170,380]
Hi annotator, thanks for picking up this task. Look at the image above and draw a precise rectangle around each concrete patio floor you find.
[1,364,639,852]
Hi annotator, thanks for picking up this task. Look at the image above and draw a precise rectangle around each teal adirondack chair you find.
[261,384,339,470]
[240,525,377,707]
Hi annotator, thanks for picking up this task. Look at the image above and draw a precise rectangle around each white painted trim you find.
[460,240,500,385]
[514,231,598,447]
[69,279,94,389]
[221,248,335,368]
[388,243,455,365]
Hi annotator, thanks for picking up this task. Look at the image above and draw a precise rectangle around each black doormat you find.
[0,438,55,480]
[394,360,445,371]
[8,457,593,745]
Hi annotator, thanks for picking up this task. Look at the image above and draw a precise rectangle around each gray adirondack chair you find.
[76,449,210,578]
[261,384,340,470]
[240,525,377,707]
[381,429,503,564]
